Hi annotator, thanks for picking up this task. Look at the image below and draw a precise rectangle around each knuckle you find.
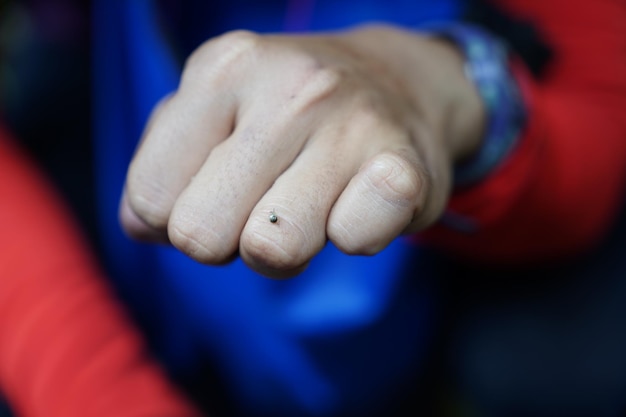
[119,210,169,244]
[307,66,344,95]
[240,229,306,271]
[290,65,344,113]
[126,173,174,230]
[168,214,232,263]
[364,151,425,206]
[341,92,404,142]
[349,92,387,125]
[183,30,261,85]
[212,30,262,61]
[328,219,383,256]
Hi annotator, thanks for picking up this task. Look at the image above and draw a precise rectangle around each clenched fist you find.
[120,24,484,277]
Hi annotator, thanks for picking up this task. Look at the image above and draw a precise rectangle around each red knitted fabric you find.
[0,128,199,417]
[422,0,626,264]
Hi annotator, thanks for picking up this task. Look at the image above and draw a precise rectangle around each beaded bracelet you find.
[429,23,527,187]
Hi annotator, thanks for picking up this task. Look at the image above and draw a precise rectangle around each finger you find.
[238,127,367,278]
[328,148,431,255]
[119,190,169,243]
[119,95,173,242]
[166,106,312,264]
[124,71,237,233]
[165,47,361,266]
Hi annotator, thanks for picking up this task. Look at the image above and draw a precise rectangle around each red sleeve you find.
[421,0,626,264]
[0,127,199,417]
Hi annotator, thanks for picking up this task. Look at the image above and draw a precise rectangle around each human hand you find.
[120,25,484,278]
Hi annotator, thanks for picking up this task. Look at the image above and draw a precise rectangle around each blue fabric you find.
[93,1,462,415]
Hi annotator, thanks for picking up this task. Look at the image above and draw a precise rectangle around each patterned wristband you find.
[427,23,527,187]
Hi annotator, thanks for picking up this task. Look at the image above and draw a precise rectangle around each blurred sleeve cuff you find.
[422,23,530,232]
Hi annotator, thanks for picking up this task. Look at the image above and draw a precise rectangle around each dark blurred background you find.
[0,0,95,242]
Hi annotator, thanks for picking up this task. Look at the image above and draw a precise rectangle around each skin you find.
[120,24,484,278]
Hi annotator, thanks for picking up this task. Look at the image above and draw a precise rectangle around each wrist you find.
[423,35,486,164]
[425,23,528,186]
[336,24,485,165]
